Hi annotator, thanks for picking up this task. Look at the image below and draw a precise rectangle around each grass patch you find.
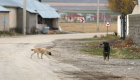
[71,34,120,41]
[117,48,140,59]
[82,47,140,59]
[82,48,117,56]
[87,42,100,46]
[73,35,140,59]
[0,31,22,37]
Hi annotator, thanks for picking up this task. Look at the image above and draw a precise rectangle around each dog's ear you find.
[103,42,106,44]
[49,52,52,55]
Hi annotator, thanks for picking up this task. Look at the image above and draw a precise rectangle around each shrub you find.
[93,35,97,38]
[100,35,105,38]
[114,32,118,36]
[122,38,133,47]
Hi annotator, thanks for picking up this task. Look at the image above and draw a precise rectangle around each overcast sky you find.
[42,0,108,11]
[41,0,108,4]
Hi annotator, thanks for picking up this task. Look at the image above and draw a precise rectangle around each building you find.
[15,0,60,34]
[91,14,111,22]
[0,0,60,34]
[0,6,10,31]
[0,0,21,31]
[66,13,84,22]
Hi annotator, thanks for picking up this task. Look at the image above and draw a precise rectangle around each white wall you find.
[117,15,121,36]
[5,7,17,29]
[127,15,129,36]
[132,5,140,14]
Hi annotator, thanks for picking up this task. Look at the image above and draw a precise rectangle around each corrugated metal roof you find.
[32,1,56,11]
[31,1,60,18]
[38,11,60,18]
[14,0,60,18]
[0,6,10,12]
[12,0,37,13]
[0,0,60,18]
[0,0,21,7]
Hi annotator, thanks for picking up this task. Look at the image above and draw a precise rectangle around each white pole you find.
[23,0,26,35]
[97,0,99,32]
[104,12,105,24]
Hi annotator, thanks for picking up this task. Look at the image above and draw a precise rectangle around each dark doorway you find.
[38,15,42,24]
[45,19,53,30]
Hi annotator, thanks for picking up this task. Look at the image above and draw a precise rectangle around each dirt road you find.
[0,33,108,80]
[0,33,139,80]
[51,39,140,80]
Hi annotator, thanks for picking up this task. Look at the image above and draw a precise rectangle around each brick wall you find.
[129,14,140,46]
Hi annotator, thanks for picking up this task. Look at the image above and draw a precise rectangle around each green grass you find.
[71,35,140,59]
[82,48,117,56]
[118,48,140,59]
[71,35,120,41]
[82,47,140,59]
[87,42,100,46]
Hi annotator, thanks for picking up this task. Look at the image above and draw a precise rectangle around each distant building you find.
[66,13,84,22]
[91,14,111,22]
[86,14,94,22]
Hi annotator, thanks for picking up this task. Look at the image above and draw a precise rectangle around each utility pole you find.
[97,0,99,33]
[23,0,26,35]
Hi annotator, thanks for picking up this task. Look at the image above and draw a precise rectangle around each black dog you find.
[101,42,110,62]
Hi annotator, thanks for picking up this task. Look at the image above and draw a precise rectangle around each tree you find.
[107,0,137,39]
[107,0,136,15]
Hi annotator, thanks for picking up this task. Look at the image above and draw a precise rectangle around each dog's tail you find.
[31,49,34,51]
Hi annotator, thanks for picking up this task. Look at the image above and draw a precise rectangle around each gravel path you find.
[51,39,140,80]
[0,33,108,80]
[0,33,139,80]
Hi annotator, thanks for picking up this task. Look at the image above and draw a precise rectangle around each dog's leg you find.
[41,53,43,59]
[106,57,109,62]
[107,53,110,62]
[45,53,50,59]
[30,52,35,59]
[104,56,106,62]
[37,52,40,59]
[103,53,106,62]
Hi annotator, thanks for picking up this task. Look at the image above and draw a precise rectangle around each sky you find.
[41,0,108,4]
[42,0,108,11]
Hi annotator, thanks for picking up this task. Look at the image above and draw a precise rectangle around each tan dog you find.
[30,48,51,59]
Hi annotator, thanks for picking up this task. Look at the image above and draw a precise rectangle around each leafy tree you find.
[107,0,136,15]
[107,0,137,39]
